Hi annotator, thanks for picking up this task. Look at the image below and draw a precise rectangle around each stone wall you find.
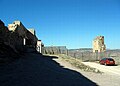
[0,20,38,56]
[67,48,120,64]
[68,49,94,61]
[44,46,67,55]
[0,20,20,58]
[8,21,38,48]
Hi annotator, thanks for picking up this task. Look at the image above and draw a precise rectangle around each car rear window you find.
[108,58,114,61]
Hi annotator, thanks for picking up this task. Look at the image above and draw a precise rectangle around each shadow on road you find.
[0,53,98,86]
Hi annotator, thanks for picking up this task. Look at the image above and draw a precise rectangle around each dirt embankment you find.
[51,54,102,73]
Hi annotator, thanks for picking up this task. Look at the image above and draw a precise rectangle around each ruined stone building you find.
[93,36,106,53]
[8,21,38,48]
[0,20,44,54]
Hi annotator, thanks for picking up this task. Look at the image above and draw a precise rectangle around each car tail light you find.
[113,60,115,64]
[106,60,109,64]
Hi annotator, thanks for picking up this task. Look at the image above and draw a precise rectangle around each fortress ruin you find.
[93,36,106,53]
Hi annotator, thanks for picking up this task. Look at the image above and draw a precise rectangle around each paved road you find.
[82,62,120,76]
[0,53,97,86]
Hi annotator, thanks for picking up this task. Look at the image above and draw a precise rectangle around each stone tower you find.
[93,36,106,53]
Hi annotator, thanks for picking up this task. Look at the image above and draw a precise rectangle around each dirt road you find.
[54,57,120,86]
[82,62,120,76]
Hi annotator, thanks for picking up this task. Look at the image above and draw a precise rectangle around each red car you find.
[99,58,115,66]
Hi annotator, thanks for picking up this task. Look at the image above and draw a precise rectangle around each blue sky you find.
[0,0,120,49]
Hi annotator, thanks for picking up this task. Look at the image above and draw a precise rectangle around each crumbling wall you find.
[8,21,38,48]
[0,20,23,54]
[0,20,38,56]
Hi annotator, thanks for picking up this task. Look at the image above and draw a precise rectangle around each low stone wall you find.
[44,46,67,55]
[67,49,120,64]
